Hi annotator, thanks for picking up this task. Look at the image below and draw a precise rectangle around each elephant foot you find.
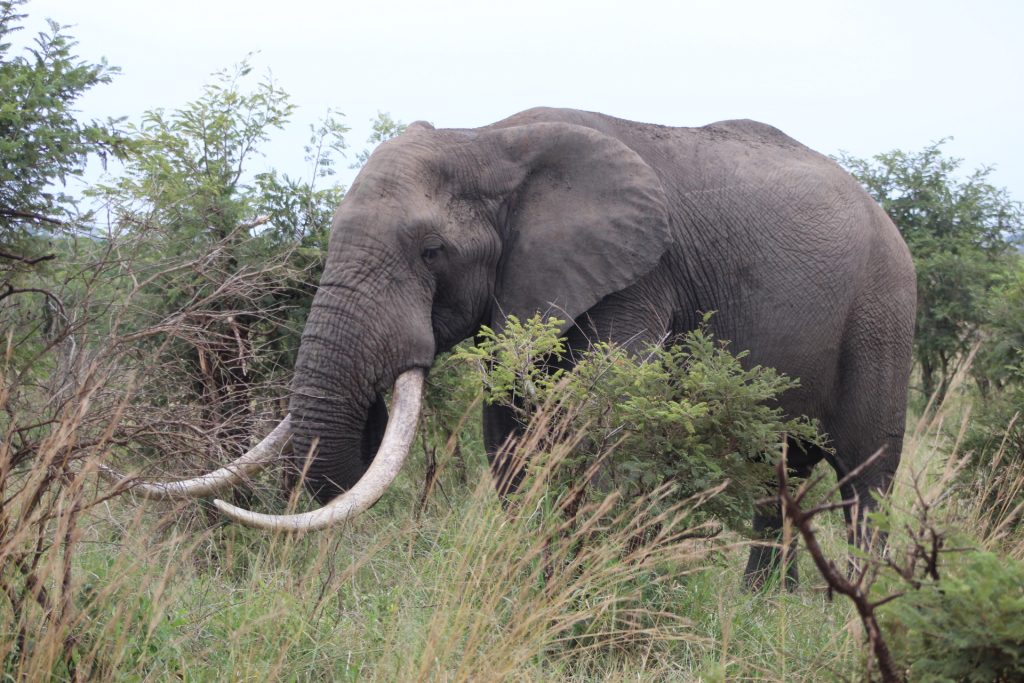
[742,541,799,592]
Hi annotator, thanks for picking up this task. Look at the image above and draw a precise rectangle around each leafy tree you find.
[351,111,407,169]
[0,0,131,466]
[977,257,1024,391]
[105,60,295,248]
[962,258,1024,513]
[0,0,130,269]
[839,142,1023,401]
[96,60,349,469]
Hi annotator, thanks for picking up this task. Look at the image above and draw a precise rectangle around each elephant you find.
[106,107,916,588]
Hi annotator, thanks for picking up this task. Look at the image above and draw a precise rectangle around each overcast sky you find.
[18,0,1024,200]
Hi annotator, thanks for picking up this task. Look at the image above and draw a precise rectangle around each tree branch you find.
[775,457,903,682]
[0,209,65,226]
[0,249,57,265]
[0,285,67,321]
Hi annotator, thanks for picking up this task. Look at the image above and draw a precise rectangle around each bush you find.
[879,550,1024,682]
[454,314,823,531]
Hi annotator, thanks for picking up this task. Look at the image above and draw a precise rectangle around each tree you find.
[977,258,1024,392]
[0,0,129,269]
[0,0,132,468]
[839,142,1023,401]
[351,111,407,169]
[97,60,349,470]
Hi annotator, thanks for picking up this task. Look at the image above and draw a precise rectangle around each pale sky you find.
[18,0,1024,200]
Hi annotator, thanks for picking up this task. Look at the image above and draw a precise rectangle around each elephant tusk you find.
[99,416,291,500]
[213,369,424,532]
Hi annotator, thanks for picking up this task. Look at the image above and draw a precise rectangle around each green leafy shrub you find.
[454,314,822,530]
[879,549,1024,682]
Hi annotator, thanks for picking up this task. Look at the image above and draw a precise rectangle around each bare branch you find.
[775,457,902,682]
[0,249,58,265]
[0,209,65,227]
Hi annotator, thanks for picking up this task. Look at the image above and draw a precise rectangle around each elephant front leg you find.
[483,400,528,498]
[743,498,800,591]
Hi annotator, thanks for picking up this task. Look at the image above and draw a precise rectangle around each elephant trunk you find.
[267,270,434,514]
[214,274,434,530]
[213,368,424,531]
[286,352,387,504]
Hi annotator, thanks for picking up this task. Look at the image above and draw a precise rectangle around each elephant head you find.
[110,116,672,530]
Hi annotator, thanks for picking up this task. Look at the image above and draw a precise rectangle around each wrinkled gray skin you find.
[290,108,915,588]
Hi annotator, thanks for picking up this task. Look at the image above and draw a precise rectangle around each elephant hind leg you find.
[826,308,912,556]
[758,309,911,587]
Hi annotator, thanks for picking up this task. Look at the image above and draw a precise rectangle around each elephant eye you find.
[421,244,444,264]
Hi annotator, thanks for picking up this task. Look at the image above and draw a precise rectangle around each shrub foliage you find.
[452,314,823,530]
[880,549,1024,682]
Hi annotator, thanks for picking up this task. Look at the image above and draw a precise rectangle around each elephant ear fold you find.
[486,122,672,332]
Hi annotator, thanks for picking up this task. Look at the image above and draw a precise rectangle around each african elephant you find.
[108,107,916,587]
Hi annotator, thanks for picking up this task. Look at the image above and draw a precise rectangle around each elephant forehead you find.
[347,168,428,205]
[355,133,456,186]
[334,199,441,234]
[336,177,446,238]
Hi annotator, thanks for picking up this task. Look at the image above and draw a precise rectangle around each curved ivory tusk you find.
[213,368,425,532]
[99,416,291,500]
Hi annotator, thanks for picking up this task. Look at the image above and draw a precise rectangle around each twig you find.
[775,457,902,682]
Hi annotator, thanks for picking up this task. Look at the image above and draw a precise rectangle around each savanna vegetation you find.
[1,2,1022,679]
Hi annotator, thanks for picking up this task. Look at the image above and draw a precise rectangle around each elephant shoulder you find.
[701,119,804,150]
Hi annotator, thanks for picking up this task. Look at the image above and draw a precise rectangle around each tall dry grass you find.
[2,320,1021,680]
[0,365,727,680]
[373,407,726,681]
[892,352,1024,560]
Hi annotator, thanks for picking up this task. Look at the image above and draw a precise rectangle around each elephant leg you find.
[741,428,899,592]
[828,317,908,562]
[484,400,527,497]
[743,500,800,591]
[802,314,908,580]
[742,438,826,590]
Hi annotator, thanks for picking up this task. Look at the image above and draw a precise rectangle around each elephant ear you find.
[485,122,672,331]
